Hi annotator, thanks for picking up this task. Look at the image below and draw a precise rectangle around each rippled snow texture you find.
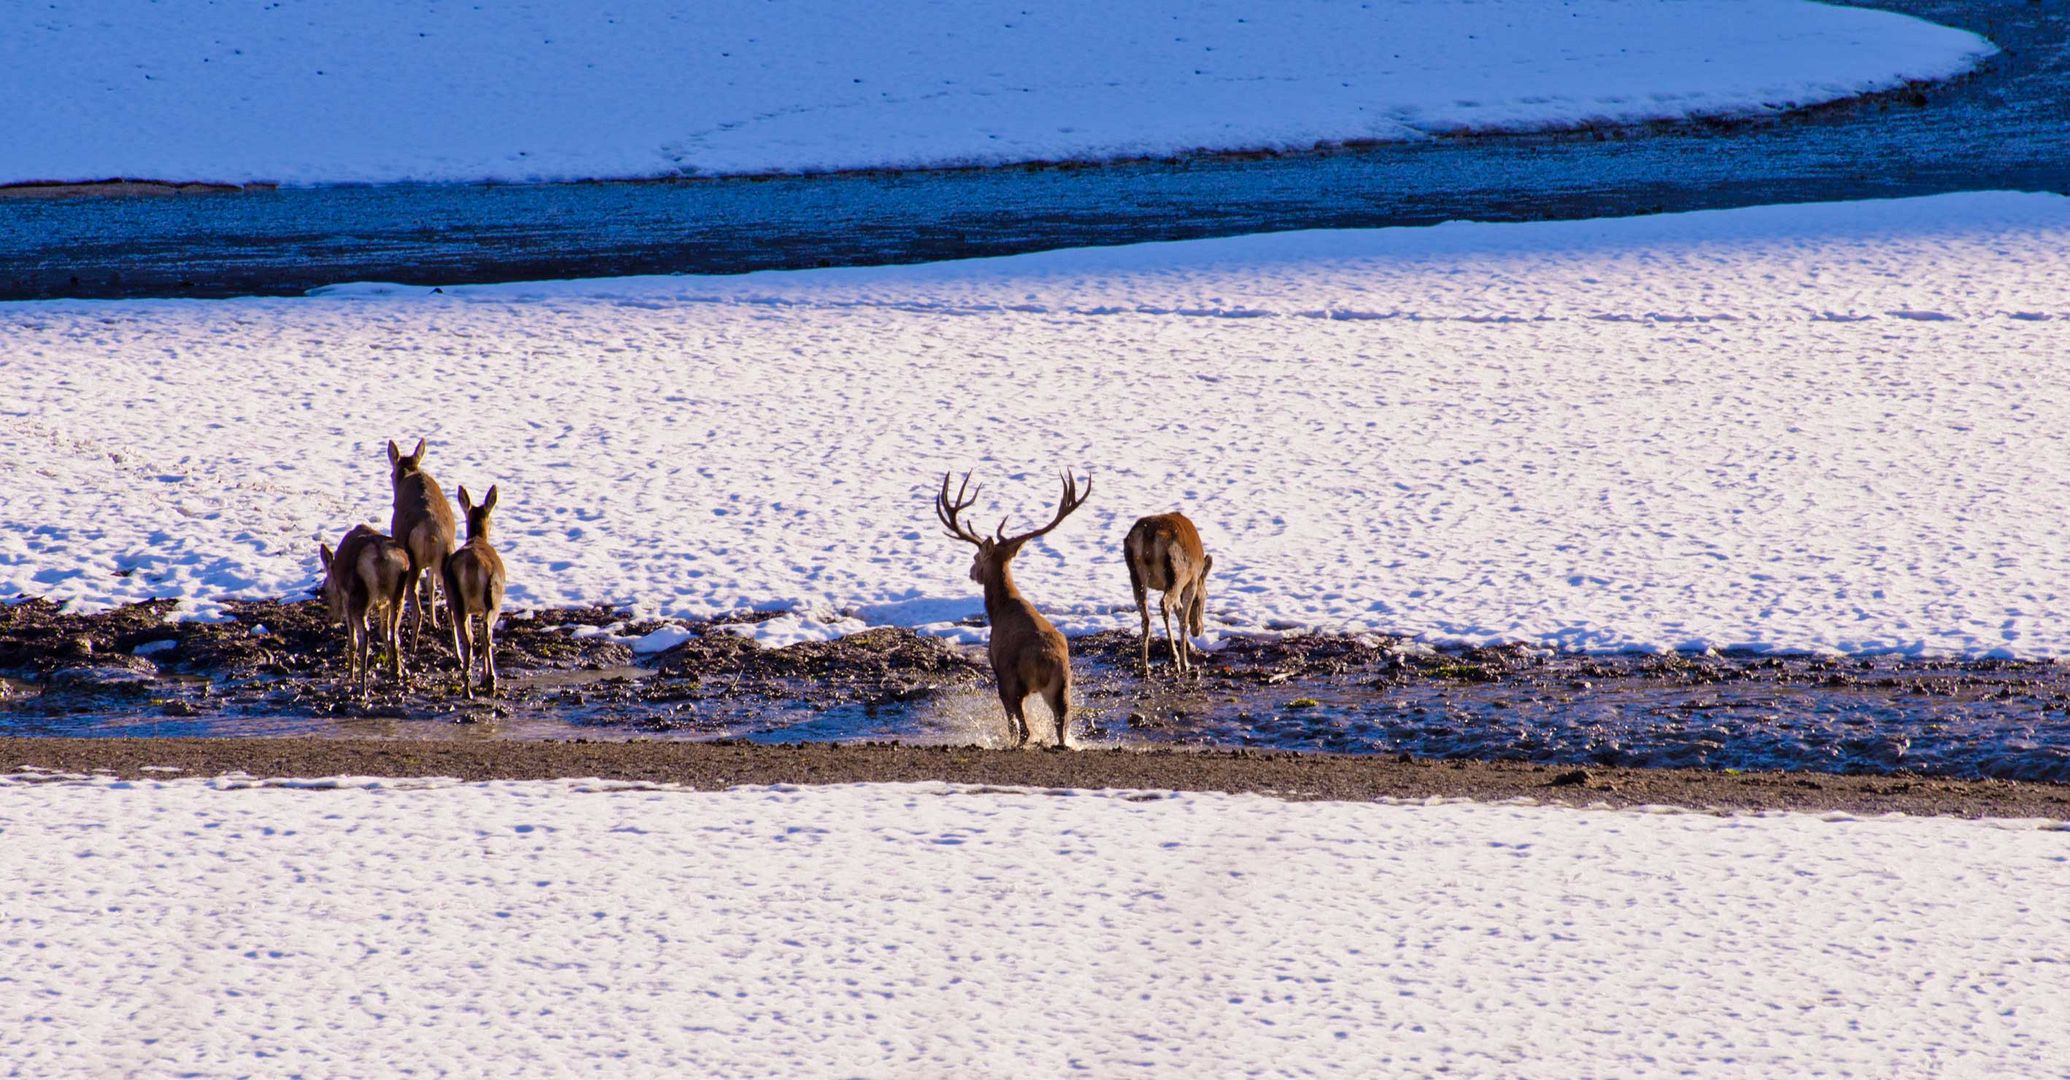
[6,192,2070,655]
[0,1,1991,184]
[0,778,2064,1076]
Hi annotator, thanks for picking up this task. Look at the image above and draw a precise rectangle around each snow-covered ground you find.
[7,191,2070,656]
[0,776,2062,1076]
[0,1,1992,185]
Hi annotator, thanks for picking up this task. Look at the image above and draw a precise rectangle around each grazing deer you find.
[387,438,456,652]
[936,470,1091,748]
[1124,512,1213,677]
[318,524,410,699]
[443,484,507,699]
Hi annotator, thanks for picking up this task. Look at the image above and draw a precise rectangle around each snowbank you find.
[0,1,1992,184]
[9,192,2070,656]
[0,776,2062,1076]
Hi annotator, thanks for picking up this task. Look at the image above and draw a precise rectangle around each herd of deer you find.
[315,443,1214,750]
[315,439,505,700]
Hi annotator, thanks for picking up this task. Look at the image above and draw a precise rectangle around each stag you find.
[936,470,1092,748]
[317,524,410,699]
[1124,512,1212,677]
[387,438,457,651]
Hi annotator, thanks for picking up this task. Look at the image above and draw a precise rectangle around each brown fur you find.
[936,470,1091,748]
[443,485,508,699]
[318,524,410,699]
[388,438,457,653]
[1124,512,1213,677]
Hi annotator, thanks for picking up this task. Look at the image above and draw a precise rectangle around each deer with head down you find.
[443,484,507,699]
[387,438,456,652]
[936,470,1091,749]
[1124,512,1212,677]
[317,524,410,699]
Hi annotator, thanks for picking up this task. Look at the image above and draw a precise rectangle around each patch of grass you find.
[1426,663,1497,682]
[1286,697,1321,709]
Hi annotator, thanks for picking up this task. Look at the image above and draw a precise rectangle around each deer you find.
[443,484,507,699]
[936,469,1091,749]
[387,438,457,653]
[1124,512,1213,678]
[317,524,411,699]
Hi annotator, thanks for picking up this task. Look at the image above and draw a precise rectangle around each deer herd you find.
[316,439,505,701]
[317,442,1211,750]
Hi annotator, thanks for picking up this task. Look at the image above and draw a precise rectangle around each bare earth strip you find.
[6,737,2067,820]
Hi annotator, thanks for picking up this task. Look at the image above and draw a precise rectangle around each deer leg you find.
[1042,674,1070,749]
[459,616,477,700]
[425,553,445,632]
[341,621,355,692]
[1160,595,1185,674]
[482,610,499,697]
[1132,571,1152,679]
[399,565,423,653]
[386,600,406,687]
[1182,579,1206,670]
[338,620,355,691]
[416,572,436,646]
[1173,581,1201,674]
[352,613,371,700]
[448,592,471,698]
[995,678,1028,749]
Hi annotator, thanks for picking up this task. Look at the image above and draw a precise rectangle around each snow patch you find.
[720,607,870,649]
[0,1,1993,184]
[0,778,2063,1075]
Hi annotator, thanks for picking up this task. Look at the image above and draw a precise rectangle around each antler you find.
[936,471,988,546]
[1002,469,1092,546]
[938,469,1093,547]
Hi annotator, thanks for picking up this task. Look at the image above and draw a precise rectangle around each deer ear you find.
[457,485,473,512]
[387,440,401,465]
[319,543,334,571]
[411,437,426,460]
[483,485,498,512]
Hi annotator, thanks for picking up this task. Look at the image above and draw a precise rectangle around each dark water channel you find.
[2,1,2064,300]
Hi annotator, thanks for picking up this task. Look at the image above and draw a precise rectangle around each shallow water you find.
[9,644,2066,783]
[785,655,2070,784]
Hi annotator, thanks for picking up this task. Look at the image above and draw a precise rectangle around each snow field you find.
[0,1,1993,185]
[0,776,2064,1077]
[7,192,2070,656]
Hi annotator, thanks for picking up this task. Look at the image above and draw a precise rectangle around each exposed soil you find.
[5,737,2068,821]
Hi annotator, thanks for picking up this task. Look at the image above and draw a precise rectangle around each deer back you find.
[325,525,409,621]
[986,592,1070,686]
[388,441,457,567]
[1125,512,1207,594]
[445,539,507,616]
[358,534,411,613]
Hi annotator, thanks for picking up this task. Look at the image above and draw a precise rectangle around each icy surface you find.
[8,192,2070,656]
[0,777,2063,1076]
[0,1,1991,185]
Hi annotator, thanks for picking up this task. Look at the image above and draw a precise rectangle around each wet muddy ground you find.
[9,737,2069,821]
[4,599,2067,784]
